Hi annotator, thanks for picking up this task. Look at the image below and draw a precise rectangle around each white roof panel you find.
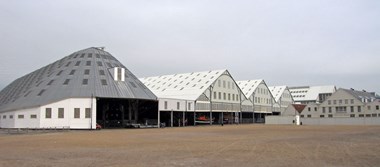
[269,86,287,102]
[237,79,264,98]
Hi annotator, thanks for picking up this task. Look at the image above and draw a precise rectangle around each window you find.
[232,94,235,101]
[80,53,85,58]
[69,70,76,75]
[368,106,371,110]
[308,107,311,111]
[350,114,355,117]
[9,115,13,119]
[358,106,361,112]
[47,80,54,85]
[56,70,63,76]
[345,99,348,104]
[307,115,311,118]
[85,108,91,118]
[314,107,317,111]
[58,108,64,118]
[339,100,342,104]
[320,115,325,118]
[84,69,90,75]
[300,115,304,118]
[359,114,364,117]
[228,93,231,100]
[65,62,71,67]
[223,93,226,100]
[328,100,331,105]
[366,114,371,117]
[37,89,45,96]
[333,100,336,105]
[75,61,80,66]
[218,92,221,100]
[164,101,168,109]
[97,61,103,66]
[86,61,91,66]
[177,102,180,110]
[188,103,191,110]
[236,94,239,101]
[101,79,107,85]
[18,115,24,119]
[328,107,332,113]
[213,92,217,99]
[30,115,37,119]
[99,70,105,75]
[88,53,92,58]
[2,115,5,119]
[223,81,226,88]
[322,107,326,113]
[63,79,70,85]
[218,80,221,87]
[376,105,379,110]
[46,108,52,118]
[350,99,354,104]
[350,106,354,112]
[74,108,80,118]
[82,79,88,85]
[372,113,377,117]
[328,114,333,118]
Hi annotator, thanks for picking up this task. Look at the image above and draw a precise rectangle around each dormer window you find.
[113,67,125,81]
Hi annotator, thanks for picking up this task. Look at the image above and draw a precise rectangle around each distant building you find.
[289,85,336,104]
[300,88,380,118]
[140,69,251,126]
[269,86,294,114]
[237,79,274,122]
[0,47,157,129]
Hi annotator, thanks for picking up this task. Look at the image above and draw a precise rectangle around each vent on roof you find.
[37,89,45,96]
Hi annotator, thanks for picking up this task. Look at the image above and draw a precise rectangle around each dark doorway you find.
[96,98,158,128]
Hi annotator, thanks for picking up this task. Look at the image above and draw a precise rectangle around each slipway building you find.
[0,47,158,129]
[269,86,294,114]
[237,79,274,123]
[140,69,251,127]
[289,85,336,104]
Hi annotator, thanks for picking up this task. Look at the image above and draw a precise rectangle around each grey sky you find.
[1,0,379,94]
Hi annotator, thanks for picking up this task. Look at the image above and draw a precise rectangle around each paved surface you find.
[1,125,380,167]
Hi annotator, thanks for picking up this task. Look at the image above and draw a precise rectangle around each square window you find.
[86,61,91,66]
[84,69,90,75]
[97,61,103,66]
[101,79,107,85]
[82,79,88,85]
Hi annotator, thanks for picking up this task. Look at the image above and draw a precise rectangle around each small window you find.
[75,61,81,66]
[97,61,103,66]
[80,53,85,58]
[376,105,379,110]
[85,108,91,118]
[307,115,311,118]
[56,70,63,76]
[213,92,217,99]
[46,108,52,118]
[63,79,70,85]
[82,79,88,85]
[358,106,361,112]
[130,82,137,88]
[58,108,64,118]
[328,114,333,118]
[9,115,13,119]
[106,62,112,67]
[86,61,91,66]
[372,113,377,117]
[18,115,24,119]
[350,99,354,104]
[84,69,90,75]
[177,102,180,110]
[223,93,226,100]
[69,70,76,75]
[96,54,100,58]
[164,101,168,109]
[359,114,364,117]
[37,89,46,96]
[47,80,54,86]
[101,79,107,85]
[2,115,6,119]
[74,108,80,118]
[30,115,37,119]
[88,53,92,58]
[65,62,71,67]
[99,70,105,75]
[218,92,221,99]
[188,103,191,110]
[314,107,317,111]
[320,115,325,118]
[350,114,355,117]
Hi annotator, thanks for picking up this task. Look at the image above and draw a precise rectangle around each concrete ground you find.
[1,125,380,167]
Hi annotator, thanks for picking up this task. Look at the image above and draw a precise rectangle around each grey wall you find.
[266,116,380,125]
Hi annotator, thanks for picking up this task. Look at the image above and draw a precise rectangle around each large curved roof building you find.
[0,47,158,129]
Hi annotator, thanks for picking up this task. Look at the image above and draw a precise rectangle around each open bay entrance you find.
[96,98,158,128]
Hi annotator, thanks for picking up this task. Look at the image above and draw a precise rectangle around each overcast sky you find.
[0,0,379,94]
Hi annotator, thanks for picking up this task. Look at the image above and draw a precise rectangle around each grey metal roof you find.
[0,47,157,112]
[341,88,376,102]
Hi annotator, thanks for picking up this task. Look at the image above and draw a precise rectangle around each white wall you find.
[159,98,195,112]
[40,98,96,129]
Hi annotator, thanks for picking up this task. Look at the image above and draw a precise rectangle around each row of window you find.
[217,80,235,90]
[213,92,239,101]
[301,113,380,118]
[45,108,91,119]
[1,114,37,119]
[309,105,380,113]
[254,97,271,104]
[163,102,192,110]
[328,99,355,105]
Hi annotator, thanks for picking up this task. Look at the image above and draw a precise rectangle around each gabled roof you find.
[237,79,264,98]
[289,85,336,102]
[0,47,156,112]
[140,69,228,101]
[341,88,377,102]
[269,86,288,102]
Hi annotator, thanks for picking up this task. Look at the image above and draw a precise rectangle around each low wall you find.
[265,116,380,125]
